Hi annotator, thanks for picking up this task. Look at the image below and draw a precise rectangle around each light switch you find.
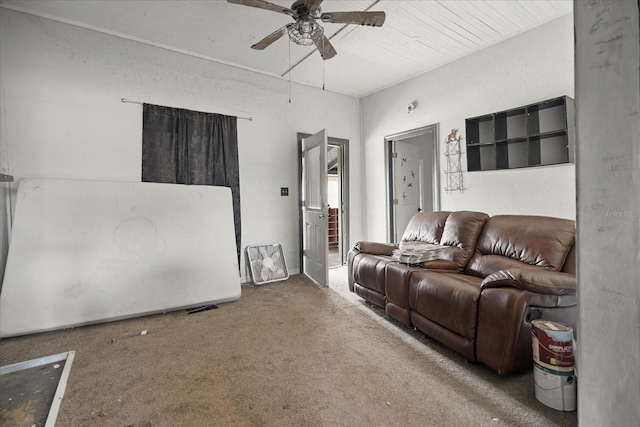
[280,187,289,196]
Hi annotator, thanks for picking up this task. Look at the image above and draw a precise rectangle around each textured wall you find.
[0,184,7,288]
[0,19,7,286]
[0,9,363,279]
[361,14,575,241]
[575,1,640,425]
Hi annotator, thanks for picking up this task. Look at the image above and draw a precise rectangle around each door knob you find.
[319,213,324,219]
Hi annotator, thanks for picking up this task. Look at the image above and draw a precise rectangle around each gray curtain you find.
[142,103,241,261]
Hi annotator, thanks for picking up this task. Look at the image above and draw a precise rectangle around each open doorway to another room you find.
[385,125,440,243]
[327,143,345,268]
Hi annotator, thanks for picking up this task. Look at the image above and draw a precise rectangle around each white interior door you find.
[392,140,422,242]
[302,129,328,285]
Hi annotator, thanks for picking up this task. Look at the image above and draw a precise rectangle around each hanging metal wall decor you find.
[444,129,464,193]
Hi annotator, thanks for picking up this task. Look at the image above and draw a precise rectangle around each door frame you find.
[385,124,440,243]
[298,133,350,273]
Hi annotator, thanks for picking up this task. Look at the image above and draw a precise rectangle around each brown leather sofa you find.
[348,211,577,375]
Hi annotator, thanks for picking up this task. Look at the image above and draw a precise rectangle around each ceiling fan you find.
[227,0,386,60]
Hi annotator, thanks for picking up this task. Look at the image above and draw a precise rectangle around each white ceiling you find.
[0,0,573,97]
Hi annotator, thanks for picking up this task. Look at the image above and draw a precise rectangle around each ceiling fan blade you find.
[227,0,295,17]
[251,24,292,50]
[313,34,337,60]
[321,11,386,27]
[304,0,323,13]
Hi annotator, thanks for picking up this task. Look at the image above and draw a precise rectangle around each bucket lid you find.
[532,320,572,332]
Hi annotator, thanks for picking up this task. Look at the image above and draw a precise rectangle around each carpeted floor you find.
[0,271,577,426]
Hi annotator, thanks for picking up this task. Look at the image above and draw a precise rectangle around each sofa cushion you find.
[400,211,451,246]
[409,271,482,340]
[465,215,575,278]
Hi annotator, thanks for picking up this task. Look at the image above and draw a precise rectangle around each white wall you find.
[361,14,575,242]
[327,175,340,209]
[0,9,363,279]
[0,15,8,285]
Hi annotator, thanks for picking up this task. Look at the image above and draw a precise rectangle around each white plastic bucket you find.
[531,320,576,411]
[533,364,576,411]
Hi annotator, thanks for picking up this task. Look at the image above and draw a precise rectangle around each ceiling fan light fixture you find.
[288,16,323,46]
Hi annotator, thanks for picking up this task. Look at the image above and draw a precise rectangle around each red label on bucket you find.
[532,320,574,370]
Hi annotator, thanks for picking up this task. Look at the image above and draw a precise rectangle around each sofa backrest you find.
[400,210,489,270]
[465,215,576,278]
[400,211,451,246]
[438,211,490,269]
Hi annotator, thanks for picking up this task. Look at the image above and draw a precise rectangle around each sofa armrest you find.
[353,241,398,256]
[420,259,460,271]
[481,268,576,296]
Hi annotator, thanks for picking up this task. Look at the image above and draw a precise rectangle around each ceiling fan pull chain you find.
[322,37,325,91]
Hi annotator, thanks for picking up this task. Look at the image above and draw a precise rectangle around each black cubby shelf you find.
[465,96,575,172]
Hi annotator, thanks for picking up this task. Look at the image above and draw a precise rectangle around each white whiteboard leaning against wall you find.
[0,178,241,338]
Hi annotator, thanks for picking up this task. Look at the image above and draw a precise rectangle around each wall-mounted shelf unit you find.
[466,96,574,172]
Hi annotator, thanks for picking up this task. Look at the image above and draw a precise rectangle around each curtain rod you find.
[121,98,253,121]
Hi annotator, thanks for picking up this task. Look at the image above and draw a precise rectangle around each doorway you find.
[385,125,440,243]
[327,143,348,268]
[298,133,349,278]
